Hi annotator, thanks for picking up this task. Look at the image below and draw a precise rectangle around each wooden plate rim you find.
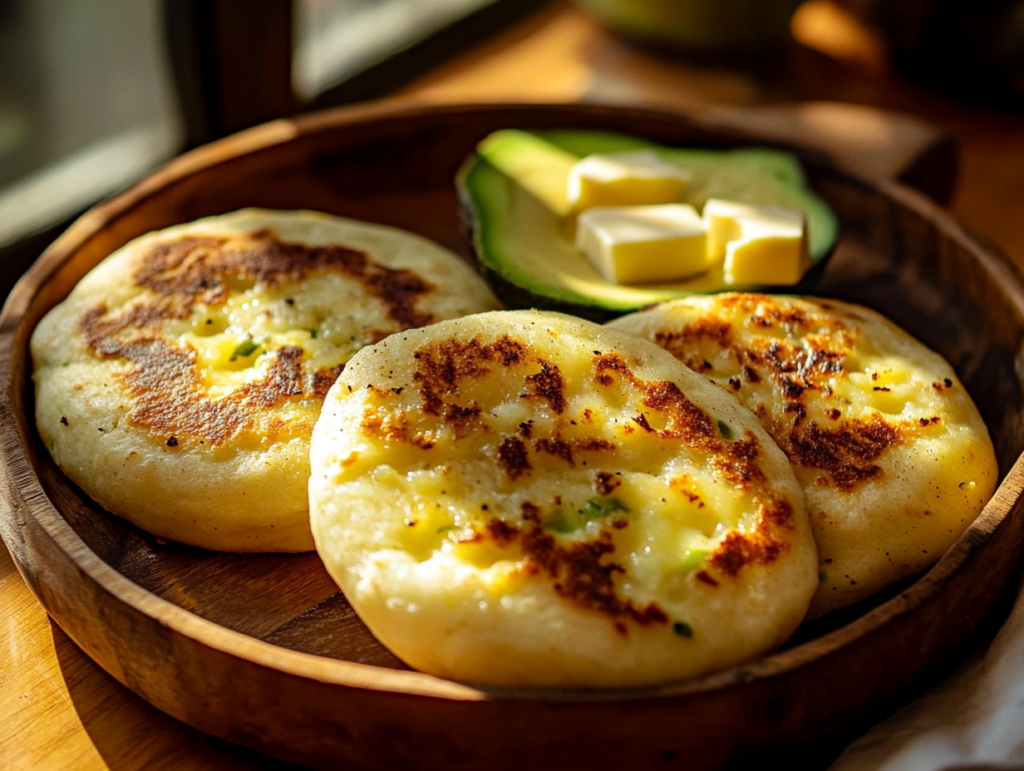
[3,99,1024,704]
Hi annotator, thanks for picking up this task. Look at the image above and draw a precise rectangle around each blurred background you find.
[1,0,1023,292]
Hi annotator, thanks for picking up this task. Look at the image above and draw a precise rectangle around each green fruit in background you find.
[574,0,804,53]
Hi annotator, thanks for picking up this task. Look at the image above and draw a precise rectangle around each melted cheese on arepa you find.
[609,293,998,617]
[31,209,500,551]
[309,310,817,686]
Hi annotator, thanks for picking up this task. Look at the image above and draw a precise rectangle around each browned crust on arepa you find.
[74,229,440,447]
[648,293,943,493]
[351,330,795,633]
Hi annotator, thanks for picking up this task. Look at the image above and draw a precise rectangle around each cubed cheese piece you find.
[701,198,810,285]
[576,204,709,284]
[568,150,691,212]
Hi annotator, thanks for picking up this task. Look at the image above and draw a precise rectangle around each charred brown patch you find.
[72,228,447,446]
[712,435,766,486]
[653,316,734,357]
[133,230,436,330]
[521,501,541,521]
[781,377,806,399]
[595,471,621,496]
[594,353,754,479]
[485,517,519,546]
[577,438,615,452]
[412,335,527,417]
[709,530,786,577]
[520,526,667,632]
[311,364,346,400]
[360,405,410,445]
[444,403,483,435]
[784,415,902,491]
[695,570,719,587]
[525,359,566,414]
[464,505,670,631]
[593,352,631,386]
[785,402,808,426]
[498,436,531,480]
[534,437,574,466]
[82,322,324,446]
[641,380,719,449]
[765,498,795,528]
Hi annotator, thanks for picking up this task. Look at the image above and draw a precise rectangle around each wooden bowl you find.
[3,101,1024,770]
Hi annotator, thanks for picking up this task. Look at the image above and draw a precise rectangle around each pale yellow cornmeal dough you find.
[609,293,998,617]
[32,209,500,552]
[309,310,818,687]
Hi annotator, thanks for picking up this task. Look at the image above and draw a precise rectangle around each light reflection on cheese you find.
[575,204,709,284]
[568,150,692,212]
[701,198,810,286]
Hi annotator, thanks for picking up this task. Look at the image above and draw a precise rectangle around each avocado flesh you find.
[459,129,839,319]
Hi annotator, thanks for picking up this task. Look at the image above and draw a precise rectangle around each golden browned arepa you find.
[31,209,500,552]
[609,293,997,617]
[309,310,817,686]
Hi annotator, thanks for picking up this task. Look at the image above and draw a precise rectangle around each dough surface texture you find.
[310,309,817,686]
[32,208,500,551]
[609,293,998,616]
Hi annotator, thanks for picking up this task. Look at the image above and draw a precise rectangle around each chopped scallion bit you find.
[541,510,578,533]
[579,497,629,519]
[680,548,710,572]
[673,621,694,638]
[716,420,733,440]
[230,340,259,360]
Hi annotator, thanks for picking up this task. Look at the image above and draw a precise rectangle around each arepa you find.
[31,208,500,551]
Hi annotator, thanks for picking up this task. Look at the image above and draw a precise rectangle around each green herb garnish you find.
[680,548,710,573]
[230,340,259,360]
[541,510,578,533]
[579,497,629,519]
[716,420,733,440]
[673,621,694,639]
[309,328,319,339]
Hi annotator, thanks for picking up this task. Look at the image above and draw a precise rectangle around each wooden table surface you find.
[5,2,1024,769]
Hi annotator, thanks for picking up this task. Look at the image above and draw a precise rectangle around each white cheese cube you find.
[568,150,691,212]
[701,198,810,286]
[576,204,709,284]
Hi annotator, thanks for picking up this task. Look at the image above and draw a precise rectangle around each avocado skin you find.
[457,129,838,321]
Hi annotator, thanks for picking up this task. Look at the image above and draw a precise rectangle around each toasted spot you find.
[413,335,527,415]
[520,526,668,630]
[498,436,532,479]
[709,529,787,577]
[525,359,567,414]
[785,415,901,491]
[132,229,436,329]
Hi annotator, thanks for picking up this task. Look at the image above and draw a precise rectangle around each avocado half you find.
[456,129,839,322]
